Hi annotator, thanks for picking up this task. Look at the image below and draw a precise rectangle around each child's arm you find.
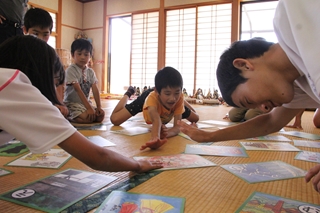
[140,106,167,150]
[166,114,182,138]
[91,83,104,115]
[72,82,96,120]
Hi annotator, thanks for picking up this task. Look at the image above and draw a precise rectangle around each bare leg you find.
[313,108,320,128]
[110,95,132,125]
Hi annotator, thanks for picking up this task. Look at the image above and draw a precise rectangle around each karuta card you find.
[281,131,320,140]
[133,154,216,171]
[184,144,248,157]
[0,168,13,177]
[95,191,185,213]
[5,149,72,169]
[75,123,108,131]
[221,161,306,183]
[295,151,320,163]
[0,140,29,156]
[240,142,300,151]
[110,126,150,136]
[178,132,194,141]
[293,140,320,148]
[246,135,291,142]
[0,169,118,213]
[235,191,320,213]
[198,120,235,126]
[87,135,116,147]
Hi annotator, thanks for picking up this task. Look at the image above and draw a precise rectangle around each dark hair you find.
[71,39,93,56]
[216,38,274,107]
[24,8,53,33]
[0,35,62,105]
[155,66,183,93]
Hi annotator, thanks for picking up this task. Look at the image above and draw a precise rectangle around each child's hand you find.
[95,107,105,117]
[140,137,167,150]
[160,124,168,139]
[134,159,163,173]
[86,108,96,122]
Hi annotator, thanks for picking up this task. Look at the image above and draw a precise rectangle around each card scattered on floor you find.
[184,144,248,157]
[281,131,320,140]
[0,140,29,156]
[0,168,12,177]
[87,135,116,147]
[0,169,118,213]
[295,151,320,163]
[5,149,72,169]
[293,140,320,148]
[134,154,216,171]
[221,161,306,183]
[75,123,108,131]
[246,135,291,142]
[235,191,320,213]
[240,142,300,151]
[110,126,150,136]
[95,191,185,213]
[198,120,235,126]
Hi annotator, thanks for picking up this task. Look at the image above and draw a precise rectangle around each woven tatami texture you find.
[1,100,320,212]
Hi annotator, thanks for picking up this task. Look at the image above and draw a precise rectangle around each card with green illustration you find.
[246,135,291,142]
[295,151,320,163]
[0,140,29,156]
[235,191,320,213]
[240,142,300,151]
[185,144,248,157]
[281,131,320,140]
[0,168,13,177]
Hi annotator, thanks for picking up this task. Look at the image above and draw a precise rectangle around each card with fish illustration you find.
[0,140,29,156]
[281,131,320,140]
[0,169,117,213]
[95,191,185,213]
[133,154,216,171]
[293,140,320,148]
[110,126,150,136]
[246,135,291,142]
[221,161,306,183]
[87,135,116,147]
[0,168,13,177]
[5,149,72,169]
[184,144,248,157]
[240,142,300,151]
[235,191,320,213]
[295,151,320,163]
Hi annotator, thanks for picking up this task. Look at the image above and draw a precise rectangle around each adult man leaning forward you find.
[178,0,320,193]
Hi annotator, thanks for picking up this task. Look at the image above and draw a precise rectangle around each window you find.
[131,12,159,89]
[165,4,232,95]
[240,1,278,42]
[48,11,57,48]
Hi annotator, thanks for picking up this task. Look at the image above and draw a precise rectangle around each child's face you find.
[157,86,182,110]
[25,26,51,42]
[72,49,91,69]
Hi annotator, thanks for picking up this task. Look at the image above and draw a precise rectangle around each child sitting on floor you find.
[111,67,194,150]
[64,38,105,124]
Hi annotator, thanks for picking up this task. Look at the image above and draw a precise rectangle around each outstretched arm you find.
[178,106,301,142]
[59,132,163,173]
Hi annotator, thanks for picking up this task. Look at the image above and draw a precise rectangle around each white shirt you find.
[274,0,320,108]
[0,68,76,153]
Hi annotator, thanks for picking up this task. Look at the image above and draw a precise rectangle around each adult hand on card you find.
[134,159,163,173]
[178,120,206,142]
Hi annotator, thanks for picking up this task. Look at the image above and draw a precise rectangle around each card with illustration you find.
[178,132,194,141]
[134,154,216,171]
[235,191,320,213]
[0,168,13,177]
[75,123,108,131]
[184,144,248,157]
[87,135,116,147]
[5,149,72,169]
[110,126,150,136]
[281,131,320,140]
[295,151,320,163]
[0,140,29,156]
[221,161,306,183]
[240,142,300,151]
[246,135,291,142]
[198,120,235,126]
[0,169,118,213]
[95,191,185,213]
[293,140,320,148]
